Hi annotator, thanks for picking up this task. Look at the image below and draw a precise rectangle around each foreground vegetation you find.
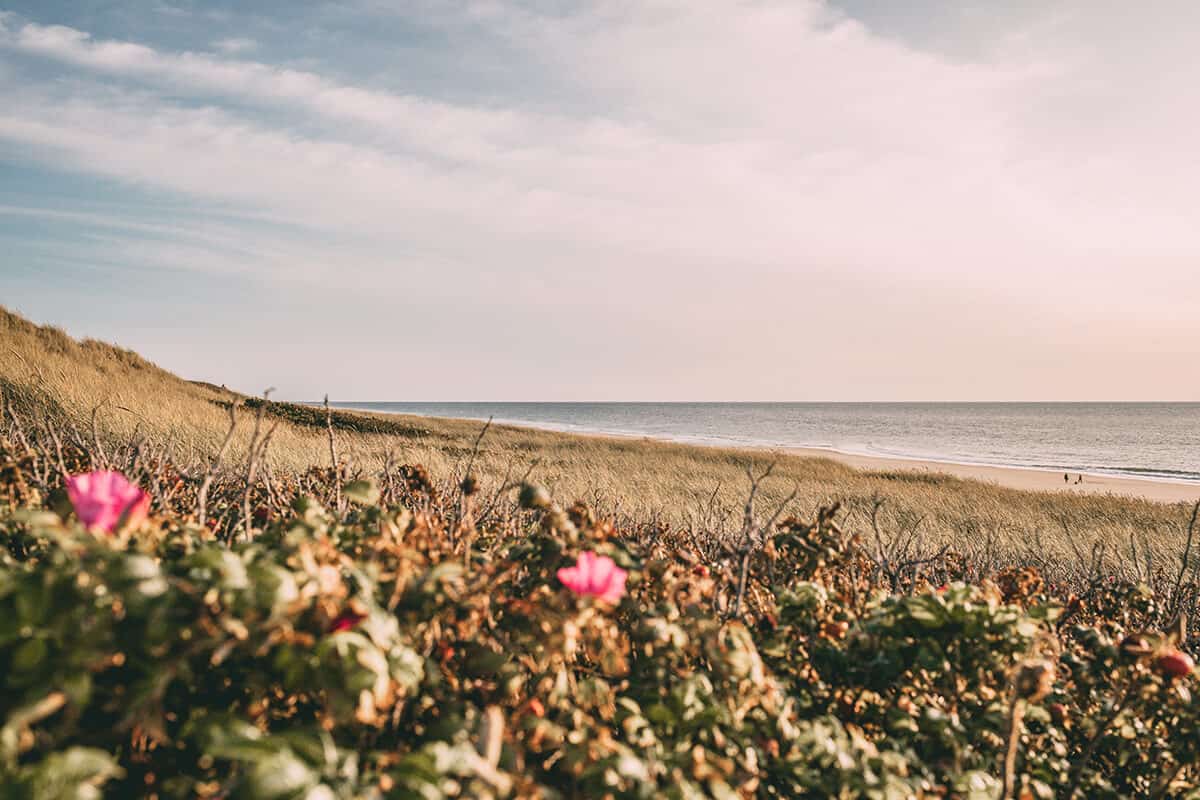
[3,411,1200,797]
[6,307,1200,795]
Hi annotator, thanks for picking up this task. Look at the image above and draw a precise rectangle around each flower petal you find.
[66,470,148,534]
[557,565,583,593]
[599,566,628,604]
[587,554,615,594]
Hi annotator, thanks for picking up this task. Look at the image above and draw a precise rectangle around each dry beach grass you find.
[2,304,1197,575]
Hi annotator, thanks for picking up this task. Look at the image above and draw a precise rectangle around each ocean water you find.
[330,402,1200,485]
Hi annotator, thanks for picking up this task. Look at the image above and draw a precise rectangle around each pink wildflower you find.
[556,551,627,604]
[329,608,367,633]
[66,470,150,534]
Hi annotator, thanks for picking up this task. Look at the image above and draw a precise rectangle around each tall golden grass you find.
[1,304,1194,570]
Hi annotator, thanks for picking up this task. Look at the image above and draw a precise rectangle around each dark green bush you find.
[1,449,1198,798]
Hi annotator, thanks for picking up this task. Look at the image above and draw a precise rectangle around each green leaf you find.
[343,480,380,506]
[11,637,47,672]
[23,747,123,800]
[242,751,318,800]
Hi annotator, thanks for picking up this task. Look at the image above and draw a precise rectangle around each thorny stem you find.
[1000,694,1024,800]
[240,390,277,543]
[1169,501,1200,619]
[197,400,238,531]
[731,548,752,619]
[325,395,341,512]
[457,418,492,555]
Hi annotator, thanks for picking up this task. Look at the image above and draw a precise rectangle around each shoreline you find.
[331,406,1200,505]
[780,445,1200,505]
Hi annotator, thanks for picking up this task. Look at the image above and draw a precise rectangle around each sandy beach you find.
[444,415,1200,506]
[333,403,1200,508]
[784,446,1200,505]
[421,415,1200,505]
[345,409,1200,506]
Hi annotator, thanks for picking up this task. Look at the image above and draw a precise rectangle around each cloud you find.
[1,2,1198,398]
[212,37,257,55]
[2,5,1191,272]
[0,16,534,164]
[0,10,1043,261]
[0,203,338,280]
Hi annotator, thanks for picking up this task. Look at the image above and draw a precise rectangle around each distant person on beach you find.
[1064,473,1069,484]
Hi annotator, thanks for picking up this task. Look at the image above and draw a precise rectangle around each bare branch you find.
[325,395,341,512]
[198,400,239,530]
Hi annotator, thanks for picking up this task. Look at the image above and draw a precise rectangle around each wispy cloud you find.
[212,36,257,55]
[0,17,531,162]
[0,1,1198,398]
[0,10,1048,267]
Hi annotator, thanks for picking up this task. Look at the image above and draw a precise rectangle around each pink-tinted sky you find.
[0,1,1197,400]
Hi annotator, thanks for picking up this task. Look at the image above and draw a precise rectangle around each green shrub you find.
[1,453,1198,798]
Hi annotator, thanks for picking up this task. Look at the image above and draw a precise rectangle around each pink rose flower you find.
[66,470,150,534]
[556,551,627,604]
[328,608,367,633]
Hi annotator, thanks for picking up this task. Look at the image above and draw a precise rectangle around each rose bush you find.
[0,459,1198,797]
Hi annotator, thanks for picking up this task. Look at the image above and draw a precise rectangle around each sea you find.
[329,402,1200,485]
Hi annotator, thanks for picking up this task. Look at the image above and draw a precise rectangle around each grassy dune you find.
[1,305,1195,572]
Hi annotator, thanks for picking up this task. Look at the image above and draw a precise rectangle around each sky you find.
[0,1,1197,401]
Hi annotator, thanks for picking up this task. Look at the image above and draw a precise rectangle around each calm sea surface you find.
[329,403,1200,484]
